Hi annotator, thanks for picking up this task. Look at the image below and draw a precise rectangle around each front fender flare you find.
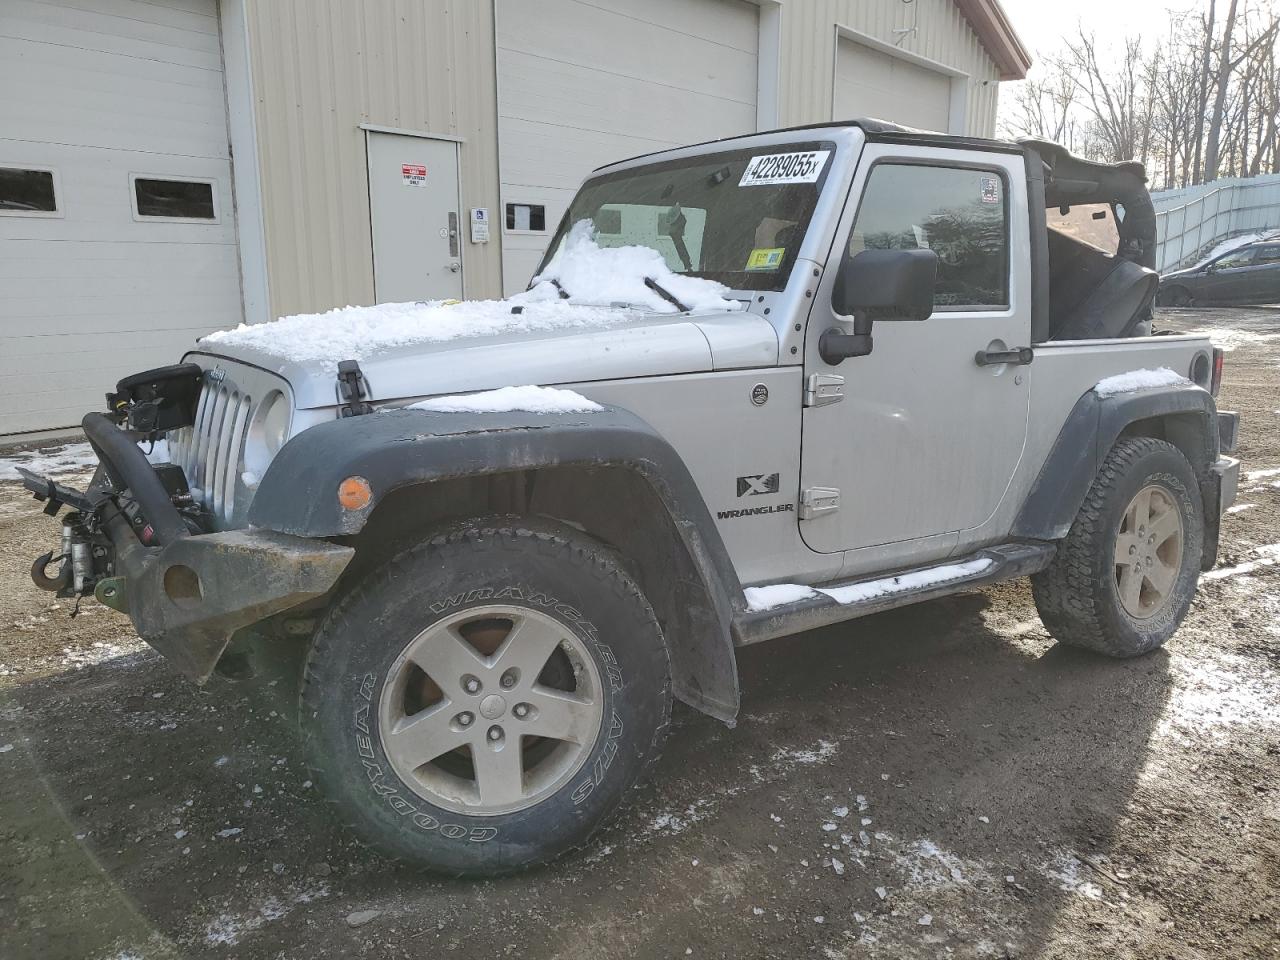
[249,405,744,722]
[1013,383,1218,542]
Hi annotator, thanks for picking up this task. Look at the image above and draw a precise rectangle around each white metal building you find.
[1,0,1028,437]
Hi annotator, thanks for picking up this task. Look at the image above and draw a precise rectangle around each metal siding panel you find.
[494,0,759,295]
[778,0,1001,137]
[245,0,503,314]
[0,0,242,436]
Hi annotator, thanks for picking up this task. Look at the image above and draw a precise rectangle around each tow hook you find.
[30,551,70,592]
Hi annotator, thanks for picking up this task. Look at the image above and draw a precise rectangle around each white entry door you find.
[367,132,463,303]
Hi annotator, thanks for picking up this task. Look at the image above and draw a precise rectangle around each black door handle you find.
[975,346,1033,367]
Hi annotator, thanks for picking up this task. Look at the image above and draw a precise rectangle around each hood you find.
[191,221,778,409]
[1160,265,1204,281]
[190,306,778,409]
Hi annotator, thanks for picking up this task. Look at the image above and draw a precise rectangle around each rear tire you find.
[1031,438,1203,657]
[1161,285,1194,308]
[300,518,671,875]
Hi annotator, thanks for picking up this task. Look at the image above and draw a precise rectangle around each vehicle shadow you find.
[0,584,1172,959]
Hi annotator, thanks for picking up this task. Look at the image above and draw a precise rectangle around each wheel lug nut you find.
[487,725,502,742]
[500,669,518,689]
[462,675,481,695]
[513,703,529,719]
[1129,545,1137,555]
[456,711,474,727]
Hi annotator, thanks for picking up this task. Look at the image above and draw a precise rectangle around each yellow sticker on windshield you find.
[745,247,785,271]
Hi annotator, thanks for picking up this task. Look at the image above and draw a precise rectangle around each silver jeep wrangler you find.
[22,121,1240,874]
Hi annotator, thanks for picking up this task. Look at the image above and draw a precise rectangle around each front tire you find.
[1031,438,1203,657]
[300,518,671,875]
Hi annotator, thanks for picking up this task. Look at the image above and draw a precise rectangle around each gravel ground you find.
[1,306,1279,960]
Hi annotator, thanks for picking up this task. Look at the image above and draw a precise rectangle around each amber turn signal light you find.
[338,476,372,510]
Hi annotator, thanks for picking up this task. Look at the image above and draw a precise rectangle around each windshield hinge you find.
[799,486,841,520]
[336,360,374,417]
[803,373,844,407]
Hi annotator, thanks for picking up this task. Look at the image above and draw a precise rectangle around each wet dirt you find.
[1,307,1278,959]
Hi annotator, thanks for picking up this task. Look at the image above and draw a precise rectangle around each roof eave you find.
[954,0,1032,80]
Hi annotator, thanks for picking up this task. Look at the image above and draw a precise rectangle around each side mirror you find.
[820,249,938,364]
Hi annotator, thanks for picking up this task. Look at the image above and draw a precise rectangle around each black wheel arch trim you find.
[1013,382,1220,544]
[248,405,744,723]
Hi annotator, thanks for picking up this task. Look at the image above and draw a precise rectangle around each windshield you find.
[536,141,836,293]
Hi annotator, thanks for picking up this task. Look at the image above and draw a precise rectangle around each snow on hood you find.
[407,384,603,414]
[198,221,740,369]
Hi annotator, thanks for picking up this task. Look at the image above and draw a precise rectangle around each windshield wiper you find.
[644,277,691,313]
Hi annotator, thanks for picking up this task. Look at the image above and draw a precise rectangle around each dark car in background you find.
[1158,237,1280,306]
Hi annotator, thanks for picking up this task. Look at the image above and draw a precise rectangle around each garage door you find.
[0,0,241,436]
[495,0,759,295]
[834,38,953,133]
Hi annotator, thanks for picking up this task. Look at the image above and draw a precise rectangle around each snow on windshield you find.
[199,222,740,367]
[529,220,741,312]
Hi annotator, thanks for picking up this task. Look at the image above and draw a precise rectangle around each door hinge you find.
[336,359,374,417]
[804,373,845,407]
[799,486,841,519]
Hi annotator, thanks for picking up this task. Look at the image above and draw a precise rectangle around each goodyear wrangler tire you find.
[1031,437,1203,657]
[300,518,671,875]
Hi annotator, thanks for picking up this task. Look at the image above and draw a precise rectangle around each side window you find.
[1253,244,1280,265]
[849,163,1009,309]
[1213,247,1255,269]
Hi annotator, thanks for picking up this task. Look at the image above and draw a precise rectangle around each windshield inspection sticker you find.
[739,150,831,187]
[745,247,785,271]
[981,176,1000,203]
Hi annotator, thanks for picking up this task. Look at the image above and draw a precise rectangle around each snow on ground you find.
[1093,367,1191,397]
[0,441,98,482]
[1183,327,1280,352]
[743,583,819,612]
[817,558,994,606]
[201,221,740,369]
[1202,542,1280,581]
[407,384,602,414]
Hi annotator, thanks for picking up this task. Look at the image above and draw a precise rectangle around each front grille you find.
[168,381,255,526]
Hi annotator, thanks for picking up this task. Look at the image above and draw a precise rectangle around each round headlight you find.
[259,391,290,456]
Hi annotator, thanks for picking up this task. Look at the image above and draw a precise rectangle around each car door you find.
[1200,246,1257,303]
[1251,243,1280,303]
[799,145,1031,567]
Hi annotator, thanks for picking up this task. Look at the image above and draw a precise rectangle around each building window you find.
[848,163,1010,309]
[0,166,60,217]
[505,202,546,233]
[132,176,217,221]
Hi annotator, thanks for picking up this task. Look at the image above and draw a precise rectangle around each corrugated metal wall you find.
[243,0,502,317]
[776,0,1000,136]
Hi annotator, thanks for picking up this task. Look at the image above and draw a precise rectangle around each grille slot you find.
[168,380,254,526]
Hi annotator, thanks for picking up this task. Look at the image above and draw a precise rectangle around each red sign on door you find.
[401,164,427,186]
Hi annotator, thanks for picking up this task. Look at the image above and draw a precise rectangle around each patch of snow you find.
[534,219,742,314]
[645,798,716,836]
[408,384,602,414]
[875,886,888,900]
[241,470,260,488]
[831,805,849,818]
[1245,467,1280,480]
[0,441,99,482]
[1226,503,1255,514]
[822,822,838,832]
[215,827,242,838]
[742,582,818,612]
[751,907,765,917]
[1039,852,1104,900]
[0,744,12,753]
[1159,651,1280,738]
[1093,367,1191,397]
[1183,327,1280,352]
[200,222,739,369]
[917,914,933,926]
[1192,232,1270,267]
[832,858,845,876]
[816,558,993,605]
[770,739,838,766]
[1202,543,1280,581]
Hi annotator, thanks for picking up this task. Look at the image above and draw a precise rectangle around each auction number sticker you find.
[739,150,831,187]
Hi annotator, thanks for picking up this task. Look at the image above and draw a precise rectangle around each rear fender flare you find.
[1014,383,1218,542]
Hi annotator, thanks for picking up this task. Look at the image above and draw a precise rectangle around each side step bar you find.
[733,543,1056,646]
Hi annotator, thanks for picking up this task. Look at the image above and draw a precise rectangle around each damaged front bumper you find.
[22,415,352,683]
